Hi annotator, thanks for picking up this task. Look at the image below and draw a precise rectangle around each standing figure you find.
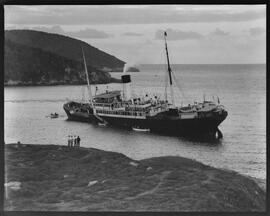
[70,136,74,148]
[74,135,77,147]
[68,135,71,147]
[77,136,81,147]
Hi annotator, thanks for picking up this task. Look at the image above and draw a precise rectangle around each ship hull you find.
[65,111,92,122]
[63,103,94,123]
[64,102,227,137]
[98,114,226,136]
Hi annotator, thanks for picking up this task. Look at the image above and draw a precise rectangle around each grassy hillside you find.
[4,30,124,85]
[5,30,125,71]
[4,144,265,211]
[4,39,117,85]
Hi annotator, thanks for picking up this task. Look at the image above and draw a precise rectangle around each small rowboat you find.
[98,122,107,126]
[132,127,150,132]
[50,113,59,118]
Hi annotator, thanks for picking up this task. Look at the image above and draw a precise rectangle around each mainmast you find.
[164,31,175,107]
[81,47,95,112]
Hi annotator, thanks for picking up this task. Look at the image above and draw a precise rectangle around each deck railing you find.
[95,104,168,117]
[96,109,146,117]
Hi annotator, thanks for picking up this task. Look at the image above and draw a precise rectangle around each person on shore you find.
[70,135,74,148]
[70,136,73,147]
[74,135,77,147]
[68,136,71,147]
[77,136,81,147]
[16,141,21,149]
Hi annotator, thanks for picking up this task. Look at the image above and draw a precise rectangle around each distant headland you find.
[4,30,126,86]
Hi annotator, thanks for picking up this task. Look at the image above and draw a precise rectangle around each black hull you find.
[99,115,226,136]
[63,105,94,123]
[63,101,227,137]
[64,111,227,138]
[65,114,92,122]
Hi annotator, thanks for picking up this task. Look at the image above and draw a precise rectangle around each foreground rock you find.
[4,144,265,211]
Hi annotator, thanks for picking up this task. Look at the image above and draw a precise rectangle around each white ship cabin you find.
[93,90,122,107]
[197,101,219,112]
[179,101,219,113]
[93,90,169,117]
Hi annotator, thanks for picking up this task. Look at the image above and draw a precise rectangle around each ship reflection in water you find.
[63,31,228,139]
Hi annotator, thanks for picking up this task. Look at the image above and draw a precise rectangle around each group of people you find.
[68,135,81,148]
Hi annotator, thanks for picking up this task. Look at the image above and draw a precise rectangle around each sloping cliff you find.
[5,30,124,85]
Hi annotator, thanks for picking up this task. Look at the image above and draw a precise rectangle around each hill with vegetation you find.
[5,143,265,211]
[126,66,140,72]
[4,30,124,85]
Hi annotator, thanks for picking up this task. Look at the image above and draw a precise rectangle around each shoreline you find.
[4,78,121,87]
[4,143,266,211]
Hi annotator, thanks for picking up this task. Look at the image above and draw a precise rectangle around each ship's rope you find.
[81,86,86,102]
[171,71,185,105]
[156,47,170,101]
[160,41,191,106]
[164,63,168,101]
[171,66,192,105]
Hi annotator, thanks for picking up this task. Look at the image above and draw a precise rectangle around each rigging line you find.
[170,70,183,99]
[171,74,184,105]
[164,62,182,105]
[81,86,85,102]
[164,61,168,101]
[171,70,191,104]
[158,44,169,101]
[174,77,190,104]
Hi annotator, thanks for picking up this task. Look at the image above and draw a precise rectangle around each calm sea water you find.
[4,64,266,180]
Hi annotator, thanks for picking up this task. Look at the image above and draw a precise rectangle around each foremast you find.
[164,31,175,107]
[81,47,96,114]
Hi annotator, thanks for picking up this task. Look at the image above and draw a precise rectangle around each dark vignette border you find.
[0,1,268,216]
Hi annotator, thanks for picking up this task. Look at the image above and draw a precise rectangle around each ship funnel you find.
[121,74,132,101]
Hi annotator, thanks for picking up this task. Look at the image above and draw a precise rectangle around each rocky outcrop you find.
[4,144,265,211]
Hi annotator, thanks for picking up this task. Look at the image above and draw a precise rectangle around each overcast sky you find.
[5,5,266,64]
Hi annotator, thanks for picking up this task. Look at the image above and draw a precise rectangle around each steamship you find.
[63,31,228,138]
